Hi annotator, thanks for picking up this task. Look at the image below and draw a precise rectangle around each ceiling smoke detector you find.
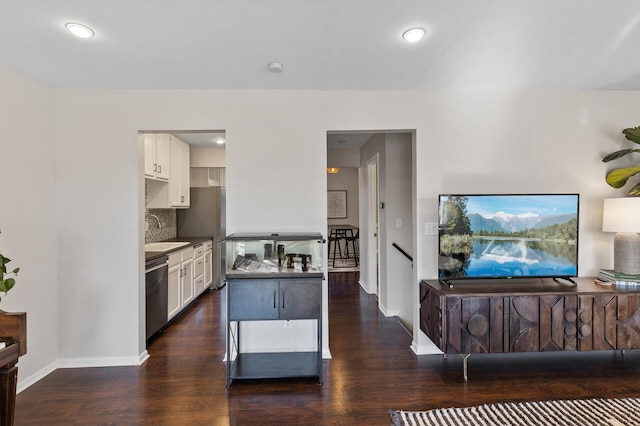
[268,62,284,73]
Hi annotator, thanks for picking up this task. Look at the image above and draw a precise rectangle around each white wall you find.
[359,134,386,295]
[411,91,636,352]
[0,63,59,390]
[2,62,638,388]
[190,147,226,167]
[327,167,359,227]
[327,148,359,167]
[355,133,413,326]
[382,133,413,326]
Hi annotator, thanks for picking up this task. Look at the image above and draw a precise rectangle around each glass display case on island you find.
[224,232,324,279]
[223,232,325,387]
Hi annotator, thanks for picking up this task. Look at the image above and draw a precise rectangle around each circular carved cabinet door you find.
[467,314,488,337]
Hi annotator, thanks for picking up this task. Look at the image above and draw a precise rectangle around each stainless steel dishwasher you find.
[145,255,168,341]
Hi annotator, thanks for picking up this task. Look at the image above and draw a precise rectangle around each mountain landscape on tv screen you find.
[468,212,577,234]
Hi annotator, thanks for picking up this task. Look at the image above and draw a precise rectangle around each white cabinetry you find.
[193,243,206,296]
[170,138,190,207]
[167,245,195,320]
[146,134,190,209]
[167,252,182,320]
[204,240,213,289]
[190,167,225,187]
[180,246,194,308]
[193,240,213,295]
[143,134,170,181]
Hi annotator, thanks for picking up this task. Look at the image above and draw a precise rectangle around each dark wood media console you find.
[420,278,640,380]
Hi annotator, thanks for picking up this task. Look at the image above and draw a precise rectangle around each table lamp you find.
[602,197,640,274]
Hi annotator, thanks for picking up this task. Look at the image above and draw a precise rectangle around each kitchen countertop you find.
[145,236,214,261]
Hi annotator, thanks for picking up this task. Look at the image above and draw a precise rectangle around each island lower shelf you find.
[229,352,321,380]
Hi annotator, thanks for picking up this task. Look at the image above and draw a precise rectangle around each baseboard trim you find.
[358,279,373,294]
[411,341,444,355]
[56,354,145,369]
[17,361,57,394]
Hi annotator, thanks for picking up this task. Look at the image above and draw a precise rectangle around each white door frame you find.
[366,154,380,296]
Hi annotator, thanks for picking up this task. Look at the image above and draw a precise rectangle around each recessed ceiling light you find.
[215,138,225,145]
[402,27,426,43]
[65,22,95,38]
[337,139,347,144]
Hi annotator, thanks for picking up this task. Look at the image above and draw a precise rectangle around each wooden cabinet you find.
[0,311,26,426]
[420,279,640,379]
[143,134,170,181]
[224,232,325,387]
[226,278,323,387]
[228,280,321,321]
[169,137,190,208]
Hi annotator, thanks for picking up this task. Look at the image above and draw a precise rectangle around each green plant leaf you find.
[602,149,640,162]
[623,127,640,144]
[2,278,15,292]
[629,182,640,196]
[606,166,640,188]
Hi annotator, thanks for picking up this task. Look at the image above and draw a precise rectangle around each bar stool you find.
[344,229,359,267]
[328,230,343,267]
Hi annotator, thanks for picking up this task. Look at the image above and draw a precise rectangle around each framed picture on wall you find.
[327,190,347,219]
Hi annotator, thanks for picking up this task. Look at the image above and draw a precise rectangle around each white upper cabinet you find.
[145,134,190,209]
[169,137,190,208]
[143,134,170,181]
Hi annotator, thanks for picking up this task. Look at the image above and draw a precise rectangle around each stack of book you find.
[599,269,640,286]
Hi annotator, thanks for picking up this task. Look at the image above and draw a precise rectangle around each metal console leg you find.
[460,353,471,382]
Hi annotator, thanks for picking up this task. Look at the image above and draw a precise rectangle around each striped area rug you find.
[390,398,640,426]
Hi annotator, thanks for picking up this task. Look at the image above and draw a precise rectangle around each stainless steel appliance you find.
[177,186,226,289]
[145,255,169,341]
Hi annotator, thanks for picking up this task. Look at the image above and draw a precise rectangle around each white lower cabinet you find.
[193,243,206,295]
[162,240,213,322]
[180,247,194,308]
[167,252,182,320]
[204,247,213,288]
[167,245,195,320]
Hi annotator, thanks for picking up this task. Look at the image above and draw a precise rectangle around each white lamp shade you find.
[602,198,640,233]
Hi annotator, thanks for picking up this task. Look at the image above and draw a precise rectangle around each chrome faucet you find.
[147,214,162,229]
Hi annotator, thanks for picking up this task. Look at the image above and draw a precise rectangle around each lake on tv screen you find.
[465,238,577,277]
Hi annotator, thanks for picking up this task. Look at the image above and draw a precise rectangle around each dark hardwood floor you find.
[14,271,640,425]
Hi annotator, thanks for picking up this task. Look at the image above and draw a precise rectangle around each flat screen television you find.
[438,194,579,282]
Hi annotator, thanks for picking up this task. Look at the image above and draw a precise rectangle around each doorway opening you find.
[326,130,415,330]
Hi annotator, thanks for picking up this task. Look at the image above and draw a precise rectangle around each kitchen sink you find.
[145,241,190,252]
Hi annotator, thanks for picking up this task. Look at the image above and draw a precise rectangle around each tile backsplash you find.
[145,181,177,243]
[145,209,176,242]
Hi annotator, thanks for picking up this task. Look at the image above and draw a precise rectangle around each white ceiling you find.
[2,1,640,92]
[171,132,226,148]
[3,2,640,149]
